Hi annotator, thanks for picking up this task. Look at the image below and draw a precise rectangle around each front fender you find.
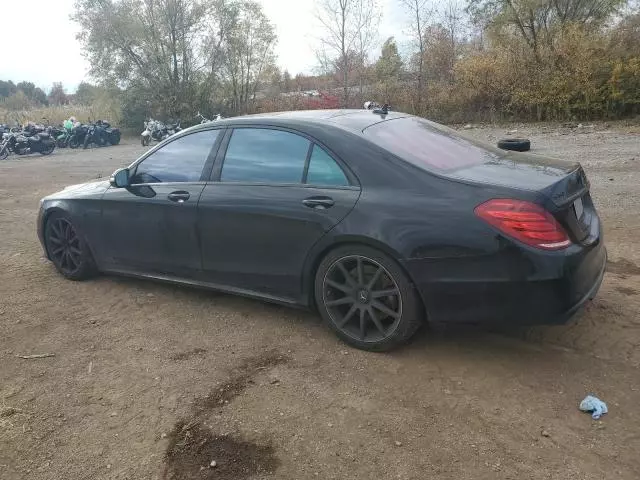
[38,193,106,266]
[141,130,151,137]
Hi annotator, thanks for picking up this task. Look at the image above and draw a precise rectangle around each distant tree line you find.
[314,0,640,122]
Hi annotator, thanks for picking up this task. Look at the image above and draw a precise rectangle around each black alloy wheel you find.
[45,214,96,280]
[316,246,423,351]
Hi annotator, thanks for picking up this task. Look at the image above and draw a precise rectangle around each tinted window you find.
[131,130,219,184]
[306,145,349,186]
[221,128,310,183]
[363,117,499,172]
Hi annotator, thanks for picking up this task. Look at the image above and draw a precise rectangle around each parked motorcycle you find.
[141,119,180,146]
[55,125,73,148]
[0,130,55,159]
[83,121,110,149]
[196,112,223,124]
[69,124,88,149]
[101,121,121,145]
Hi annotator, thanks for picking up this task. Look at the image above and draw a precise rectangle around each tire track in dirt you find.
[162,351,289,480]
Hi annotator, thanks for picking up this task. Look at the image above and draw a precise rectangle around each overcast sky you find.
[2,0,412,93]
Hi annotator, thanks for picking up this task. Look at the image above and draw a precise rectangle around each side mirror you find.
[110,168,130,188]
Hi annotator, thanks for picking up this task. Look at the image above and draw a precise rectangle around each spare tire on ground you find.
[497,138,531,152]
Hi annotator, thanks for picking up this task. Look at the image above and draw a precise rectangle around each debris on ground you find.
[0,407,22,418]
[17,353,55,359]
[580,395,608,420]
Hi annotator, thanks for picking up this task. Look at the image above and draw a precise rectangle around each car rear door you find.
[99,129,223,276]
[197,126,360,300]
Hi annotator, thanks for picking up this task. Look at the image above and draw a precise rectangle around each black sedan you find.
[37,110,606,351]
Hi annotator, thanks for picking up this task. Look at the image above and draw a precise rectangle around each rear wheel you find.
[45,213,97,280]
[40,142,55,156]
[315,245,423,351]
[69,137,80,149]
[110,131,121,145]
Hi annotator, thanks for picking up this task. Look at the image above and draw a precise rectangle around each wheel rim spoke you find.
[367,306,386,335]
[51,245,65,257]
[371,288,398,299]
[359,308,366,340]
[326,296,354,307]
[326,279,351,294]
[371,300,400,319]
[356,257,364,285]
[338,304,358,328]
[67,251,79,269]
[336,261,356,287]
[51,222,61,238]
[49,236,62,246]
[366,266,383,290]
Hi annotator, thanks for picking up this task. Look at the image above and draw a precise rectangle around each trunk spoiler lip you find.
[545,164,589,207]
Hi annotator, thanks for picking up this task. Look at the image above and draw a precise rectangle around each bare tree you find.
[354,0,381,104]
[315,0,377,107]
[400,0,433,113]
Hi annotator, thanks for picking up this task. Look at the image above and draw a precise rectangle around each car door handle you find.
[302,196,335,209]
[168,191,190,203]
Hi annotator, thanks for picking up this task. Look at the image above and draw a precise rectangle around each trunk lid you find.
[448,154,594,244]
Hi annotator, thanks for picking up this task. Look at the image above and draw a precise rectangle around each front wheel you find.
[314,245,423,351]
[44,213,97,280]
[40,142,55,156]
[0,145,8,160]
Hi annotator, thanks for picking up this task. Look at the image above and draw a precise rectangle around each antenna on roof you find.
[373,104,390,115]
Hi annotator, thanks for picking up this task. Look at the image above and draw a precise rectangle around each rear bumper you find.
[403,240,607,326]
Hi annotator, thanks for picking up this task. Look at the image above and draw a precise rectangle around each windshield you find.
[363,116,501,172]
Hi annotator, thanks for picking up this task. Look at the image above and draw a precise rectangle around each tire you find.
[497,138,531,152]
[141,135,150,146]
[110,131,121,145]
[314,245,423,351]
[40,142,55,156]
[83,136,90,149]
[44,212,97,281]
[0,145,8,160]
[69,137,80,149]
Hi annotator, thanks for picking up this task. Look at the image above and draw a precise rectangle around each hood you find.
[44,180,110,200]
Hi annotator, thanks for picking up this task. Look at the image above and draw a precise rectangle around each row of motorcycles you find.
[0,123,56,159]
[140,112,223,146]
[51,120,121,149]
[0,120,121,160]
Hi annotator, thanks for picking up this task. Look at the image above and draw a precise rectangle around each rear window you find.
[363,117,499,172]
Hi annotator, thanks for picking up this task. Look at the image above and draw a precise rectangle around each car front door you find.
[99,129,223,276]
[197,127,361,301]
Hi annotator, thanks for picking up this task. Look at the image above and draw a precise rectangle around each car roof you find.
[191,109,410,134]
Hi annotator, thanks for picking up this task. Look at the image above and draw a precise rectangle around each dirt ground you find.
[1,123,639,480]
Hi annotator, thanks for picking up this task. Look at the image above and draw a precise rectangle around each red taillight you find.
[475,199,571,250]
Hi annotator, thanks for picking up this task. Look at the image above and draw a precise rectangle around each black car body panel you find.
[38,110,606,326]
